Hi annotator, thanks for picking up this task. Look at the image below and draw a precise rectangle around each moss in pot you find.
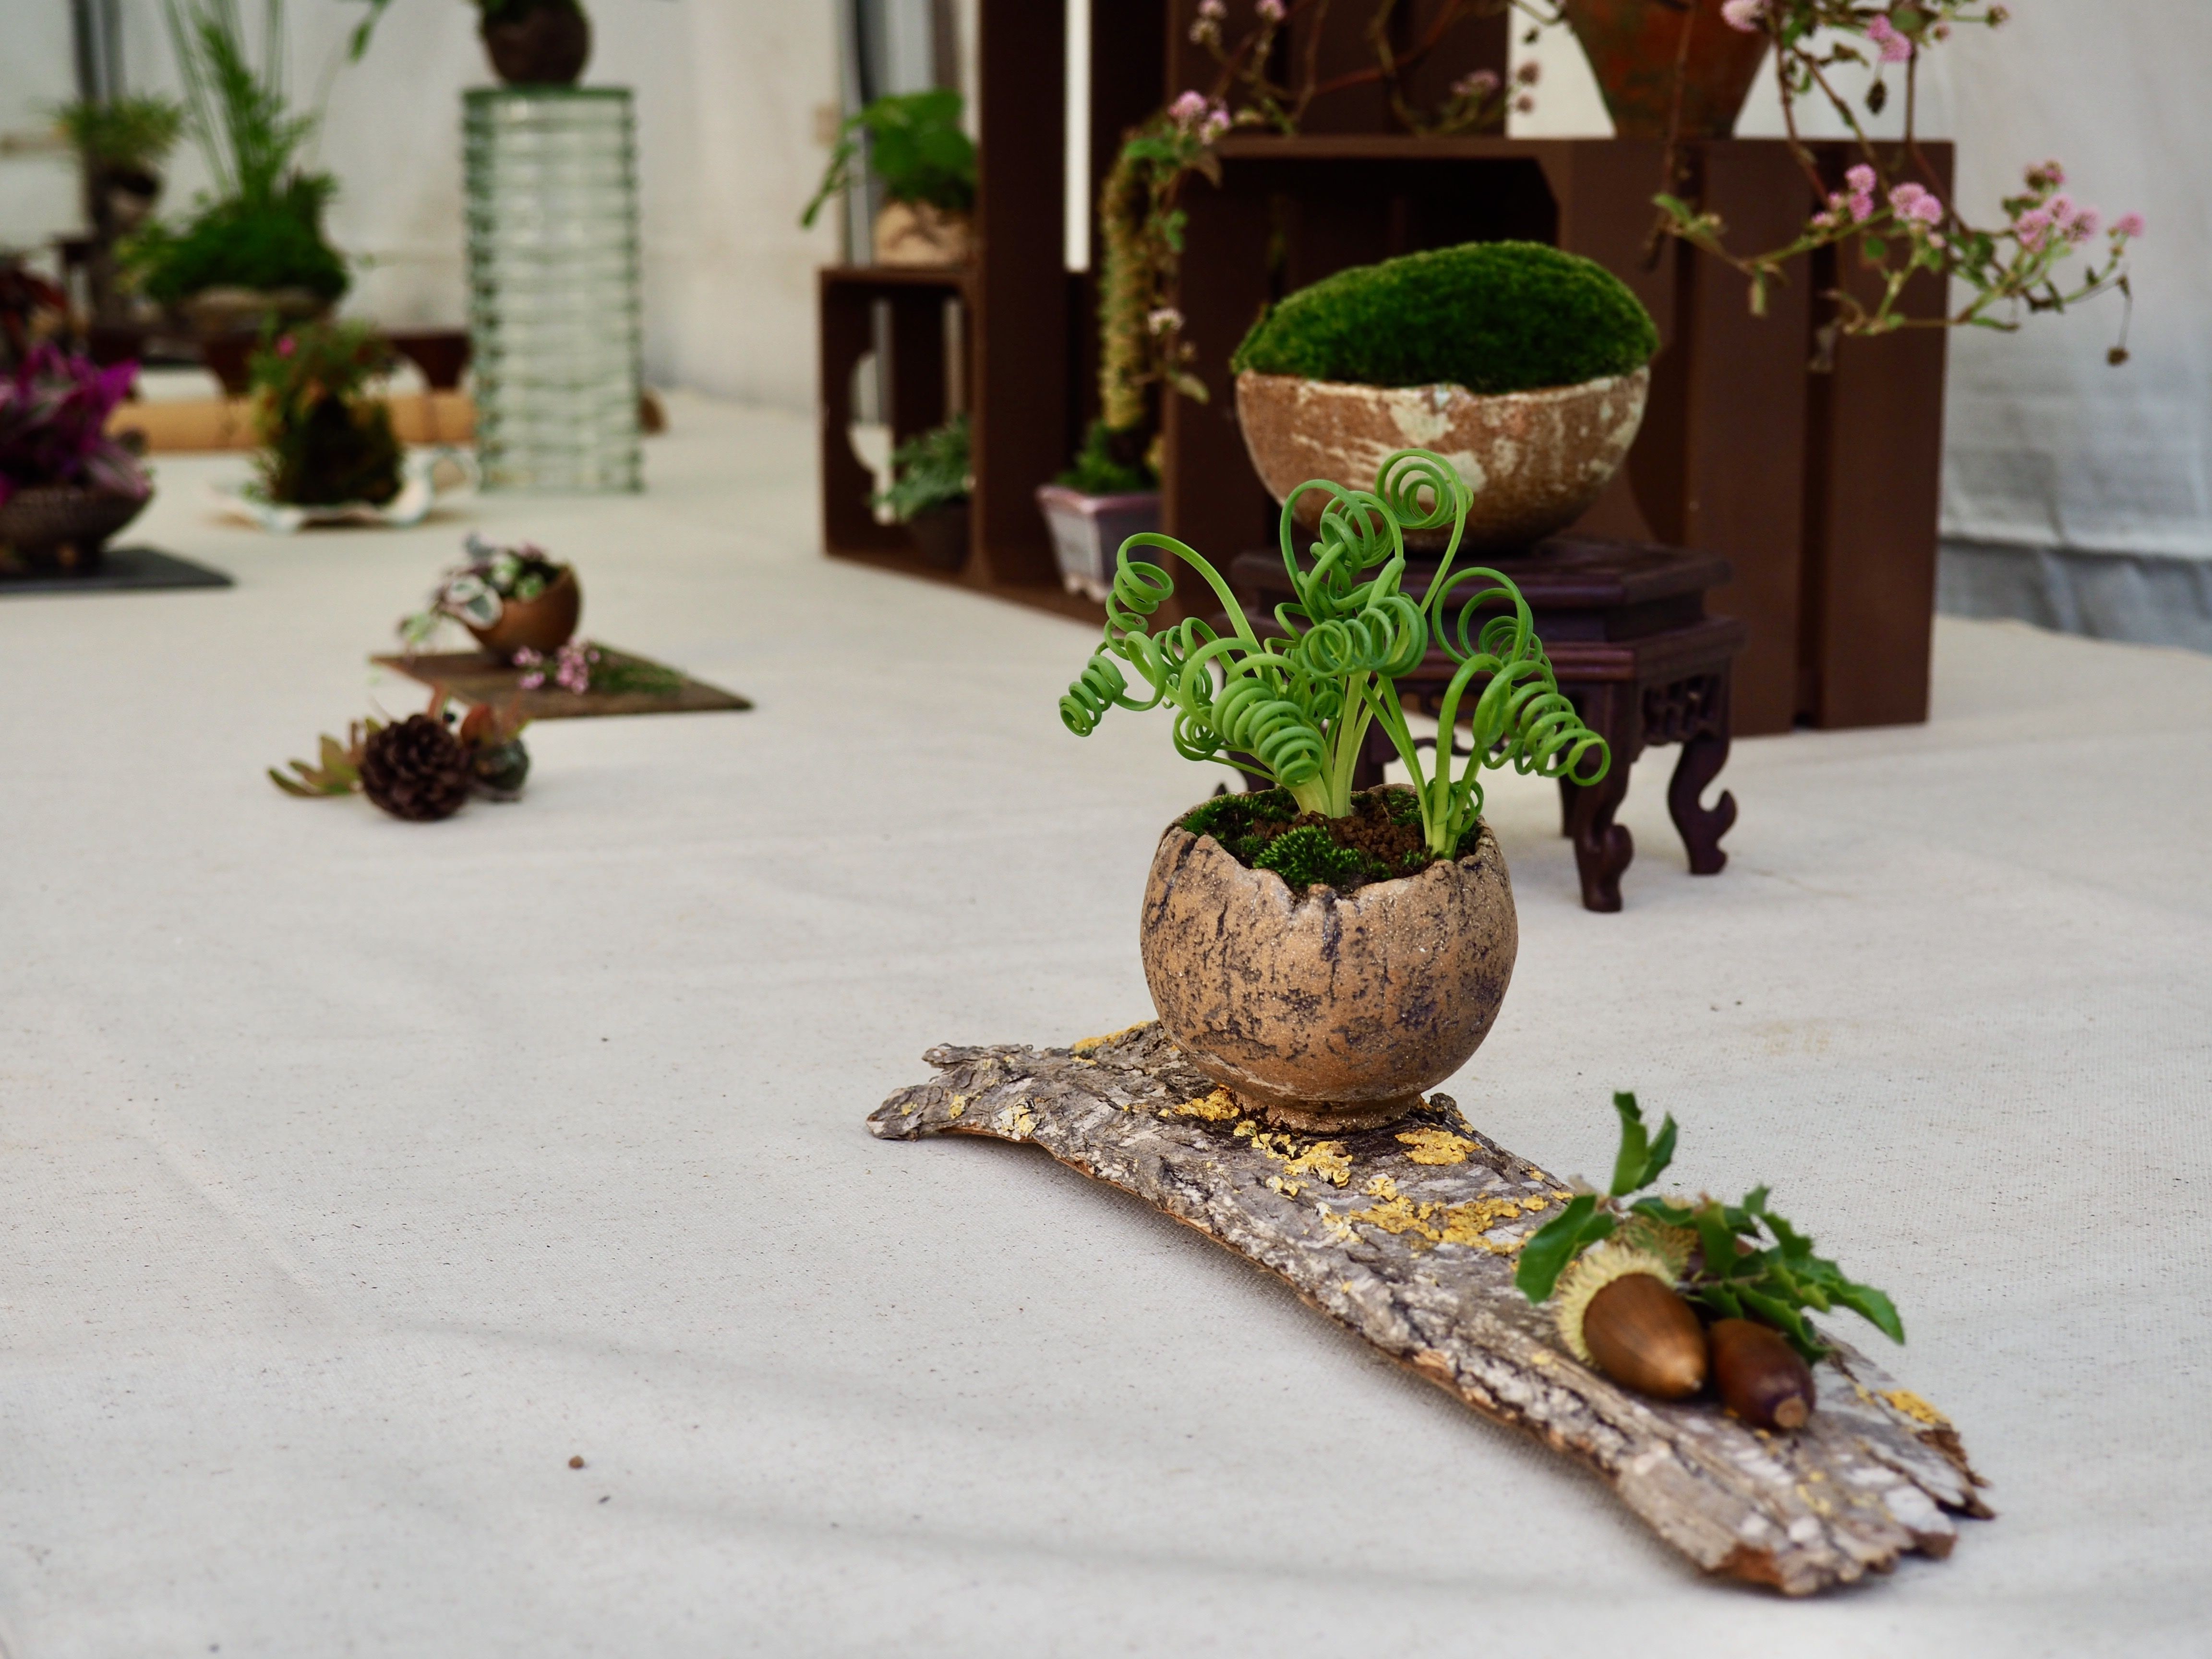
[1231,242,1660,553]
[1058,448,1611,1130]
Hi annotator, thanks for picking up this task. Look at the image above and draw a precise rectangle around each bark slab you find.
[868,1021,1990,1596]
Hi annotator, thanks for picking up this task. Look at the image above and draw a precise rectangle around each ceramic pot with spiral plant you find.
[1056,448,1613,1133]
[1562,0,1772,141]
[481,0,592,85]
[1231,242,1661,555]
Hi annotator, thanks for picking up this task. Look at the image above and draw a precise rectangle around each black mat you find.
[0,546,233,596]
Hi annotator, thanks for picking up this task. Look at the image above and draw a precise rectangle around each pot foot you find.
[1252,1091,1424,1134]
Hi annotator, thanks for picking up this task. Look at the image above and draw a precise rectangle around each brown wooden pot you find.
[482,1,591,86]
[1140,801,1518,1131]
[1236,368,1648,553]
[464,566,581,659]
[0,485,150,572]
[1562,0,1772,141]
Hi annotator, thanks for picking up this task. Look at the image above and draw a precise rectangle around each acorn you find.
[1708,1318,1818,1431]
[1555,1246,1708,1399]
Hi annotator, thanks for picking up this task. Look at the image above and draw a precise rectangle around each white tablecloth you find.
[3,396,2207,1656]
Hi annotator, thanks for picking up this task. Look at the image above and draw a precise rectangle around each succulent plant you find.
[0,345,150,507]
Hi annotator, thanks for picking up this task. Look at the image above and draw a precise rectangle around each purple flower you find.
[519,671,545,690]
[1866,14,1912,62]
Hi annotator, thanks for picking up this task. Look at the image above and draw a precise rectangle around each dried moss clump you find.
[1230,241,1659,395]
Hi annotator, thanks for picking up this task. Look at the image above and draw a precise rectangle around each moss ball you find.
[1230,241,1659,395]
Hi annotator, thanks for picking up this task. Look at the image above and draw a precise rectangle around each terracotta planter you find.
[905,501,971,570]
[873,202,972,267]
[0,485,149,572]
[1236,368,1648,554]
[1563,0,1772,141]
[465,566,581,659]
[1141,800,1518,1131]
[482,2,591,86]
[1035,483,1160,601]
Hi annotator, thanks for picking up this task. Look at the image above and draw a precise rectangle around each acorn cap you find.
[1553,1243,1682,1365]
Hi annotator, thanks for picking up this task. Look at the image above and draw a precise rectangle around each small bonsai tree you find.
[1232,241,1659,393]
[800,89,977,231]
[249,321,402,506]
[873,414,970,523]
[121,0,348,309]
[1060,447,1610,864]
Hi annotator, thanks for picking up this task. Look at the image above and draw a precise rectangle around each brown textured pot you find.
[0,485,149,572]
[1236,368,1648,554]
[1141,802,1518,1130]
[482,2,591,85]
[873,202,972,266]
[465,566,581,660]
[1562,0,1772,141]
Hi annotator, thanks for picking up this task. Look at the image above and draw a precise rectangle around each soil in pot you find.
[1180,786,1477,894]
[483,0,591,85]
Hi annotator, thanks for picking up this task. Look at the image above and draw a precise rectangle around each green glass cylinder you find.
[464,87,642,493]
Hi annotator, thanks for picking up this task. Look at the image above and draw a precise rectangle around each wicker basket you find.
[0,486,150,572]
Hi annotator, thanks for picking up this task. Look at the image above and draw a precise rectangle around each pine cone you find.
[358,713,472,821]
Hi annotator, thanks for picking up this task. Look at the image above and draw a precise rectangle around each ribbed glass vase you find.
[464,87,642,493]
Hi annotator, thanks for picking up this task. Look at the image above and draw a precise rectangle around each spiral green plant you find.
[1059,447,1611,860]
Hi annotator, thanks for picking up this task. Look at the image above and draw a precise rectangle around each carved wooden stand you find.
[871,1023,1988,1595]
[1228,535,1747,912]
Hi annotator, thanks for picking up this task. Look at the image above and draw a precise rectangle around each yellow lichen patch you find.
[1396,1127,1476,1165]
[1334,1177,1559,1255]
[1265,1175,1303,1198]
[1070,1022,1151,1058]
[947,1095,967,1119]
[994,1101,1037,1138]
[1880,1388,1949,1428]
[1166,1087,1241,1122]
[1281,1141,1351,1187]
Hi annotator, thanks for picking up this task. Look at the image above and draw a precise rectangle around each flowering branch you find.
[1664,3,2141,359]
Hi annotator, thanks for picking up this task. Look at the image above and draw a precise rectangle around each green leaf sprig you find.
[1058,447,1611,860]
[1515,1093,1904,1362]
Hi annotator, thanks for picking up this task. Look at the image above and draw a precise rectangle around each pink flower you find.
[519,671,545,690]
[1255,0,1284,21]
[2014,205,2052,250]
[2114,211,2146,239]
[1866,14,1912,62]
[1200,108,1232,142]
[276,336,296,357]
[2069,206,2102,240]
[1845,164,1877,194]
[1147,307,1183,335]
[1169,90,1208,130]
[1452,69,1500,100]
[1720,0,1767,30]
[1197,0,1225,16]
[1889,182,1944,225]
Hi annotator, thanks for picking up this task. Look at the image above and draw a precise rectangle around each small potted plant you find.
[247,321,404,509]
[800,89,977,266]
[0,345,152,572]
[1059,447,1611,1130]
[55,94,186,324]
[1232,241,1659,553]
[874,414,971,571]
[122,0,348,390]
[401,532,581,660]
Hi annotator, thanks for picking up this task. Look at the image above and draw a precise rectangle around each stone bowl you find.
[465,566,581,661]
[0,485,150,572]
[1140,803,1518,1131]
[1236,367,1649,553]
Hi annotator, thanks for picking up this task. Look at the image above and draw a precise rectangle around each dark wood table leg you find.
[1559,681,1639,913]
[1665,670,1737,876]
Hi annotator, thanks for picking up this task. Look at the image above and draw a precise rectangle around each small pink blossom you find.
[2069,206,2102,240]
[1846,164,1877,194]
[1451,69,1500,100]
[1169,90,1208,128]
[1889,182,1944,225]
[276,336,296,357]
[2114,212,2146,239]
[1147,307,1183,335]
[1254,0,1284,21]
[1720,0,1767,30]
[1865,14,1912,62]
[2014,205,2052,250]
[1196,0,1225,17]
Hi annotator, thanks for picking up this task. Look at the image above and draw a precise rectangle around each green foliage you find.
[1515,1092,1905,1362]
[126,0,347,304]
[1060,448,1611,858]
[1057,419,1154,495]
[126,186,347,303]
[269,721,375,796]
[1230,241,1659,395]
[1248,825,1379,891]
[872,414,970,523]
[249,320,401,506]
[55,96,186,170]
[800,89,976,227]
